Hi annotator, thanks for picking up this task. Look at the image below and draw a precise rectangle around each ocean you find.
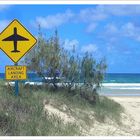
[1,73,140,83]
[104,73,140,83]
[1,73,140,96]
[101,73,140,96]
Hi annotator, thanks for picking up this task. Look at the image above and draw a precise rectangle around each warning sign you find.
[5,65,27,80]
[0,19,37,63]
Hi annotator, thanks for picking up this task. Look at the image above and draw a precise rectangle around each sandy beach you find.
[106,96,140,135]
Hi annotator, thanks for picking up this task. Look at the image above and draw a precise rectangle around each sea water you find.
[104,73,140,83]
[1,73,140,96]
[1,73,140,83]
[100,73,140,96]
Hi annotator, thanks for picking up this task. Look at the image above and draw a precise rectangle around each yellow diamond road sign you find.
[0,19,37,63]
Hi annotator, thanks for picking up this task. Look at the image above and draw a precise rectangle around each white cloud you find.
[78,5,140,24]
[33,5,140,32]
[100,5,140,16]
[0,20,10,32]
[63,39,79,51]
[86,23,97,33]
[36,10,74,29]
[104,22,140,43]
[122,22,135,36]
[122,22,140,41]
[105,23,119,35]
[34,7,107,30]
[35,5,140,26]
[79,5,140,34]
[103,22,140,56]
[79,7,107,22]
[81,44,98,54]
[87,5,140,18]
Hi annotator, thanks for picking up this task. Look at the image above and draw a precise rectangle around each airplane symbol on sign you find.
[2,27,29,53]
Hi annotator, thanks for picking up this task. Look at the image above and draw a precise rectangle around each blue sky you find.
[0,5,140,73]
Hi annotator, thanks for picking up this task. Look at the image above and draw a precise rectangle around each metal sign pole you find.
[14,63,19,96]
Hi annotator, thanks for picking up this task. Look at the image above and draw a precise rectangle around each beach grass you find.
[94,96,124,123]
[0,81,123,136]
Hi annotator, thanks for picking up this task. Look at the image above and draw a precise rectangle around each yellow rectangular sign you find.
[5,65,27,80]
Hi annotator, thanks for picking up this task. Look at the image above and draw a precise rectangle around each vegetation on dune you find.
[0,84,123,136]
[0,85,80,136]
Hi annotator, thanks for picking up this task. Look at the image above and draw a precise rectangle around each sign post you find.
[14,63,19,96]
[0,19,37,96]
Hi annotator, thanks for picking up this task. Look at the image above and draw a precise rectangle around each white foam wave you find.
[102,83,140,90]
[102,83,140,87]
[108,87,140,90]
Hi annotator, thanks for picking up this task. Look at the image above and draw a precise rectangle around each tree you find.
[24,25,48,81]
[24,27,61,89]
[80,52,107,103]
[24,28,107,102]
[61,47,80,92]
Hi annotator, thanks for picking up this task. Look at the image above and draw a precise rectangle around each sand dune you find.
[110,97,140,123]
[43,97,140,136]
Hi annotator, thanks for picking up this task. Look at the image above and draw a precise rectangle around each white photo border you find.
[0,1,140,140]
